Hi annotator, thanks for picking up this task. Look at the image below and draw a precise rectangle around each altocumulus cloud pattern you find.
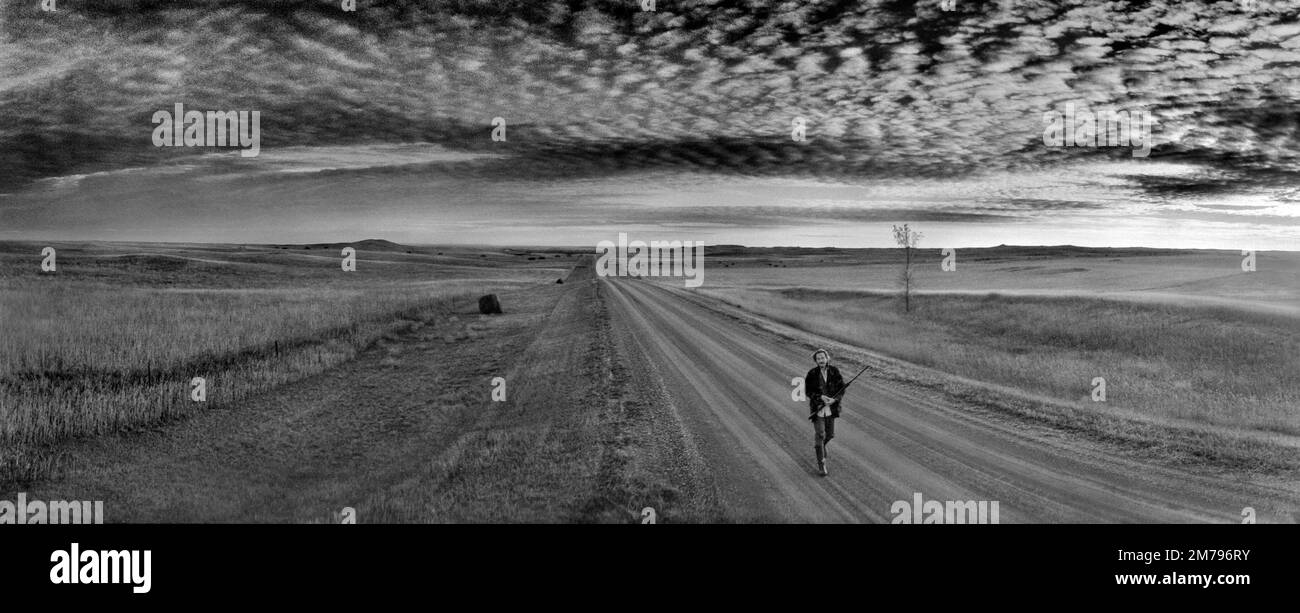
[2,0,1298,211]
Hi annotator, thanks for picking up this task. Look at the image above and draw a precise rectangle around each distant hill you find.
[350,239,415,252]
[271,239,422,253]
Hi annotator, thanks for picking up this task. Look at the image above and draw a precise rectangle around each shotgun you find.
[809,363,870,418]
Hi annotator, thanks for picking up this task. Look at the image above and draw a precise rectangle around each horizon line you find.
[0,238,1287,253]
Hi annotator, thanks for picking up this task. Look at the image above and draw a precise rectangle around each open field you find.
[695,290,1300,433]
[3,242,1296,522]
[2,249,705,523]
[0,240,577,484]
[667,246,1300,467]
[701,246,1300,314]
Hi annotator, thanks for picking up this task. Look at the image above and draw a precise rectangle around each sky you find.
[1,0,1298,249]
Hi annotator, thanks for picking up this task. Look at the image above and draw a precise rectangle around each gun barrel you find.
[831,364,870,397]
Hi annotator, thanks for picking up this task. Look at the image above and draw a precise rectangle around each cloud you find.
[1,0,1297,196]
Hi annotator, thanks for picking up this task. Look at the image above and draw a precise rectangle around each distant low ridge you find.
[271,239,420,253]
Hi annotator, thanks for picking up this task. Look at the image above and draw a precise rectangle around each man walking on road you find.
[805,349,843,477]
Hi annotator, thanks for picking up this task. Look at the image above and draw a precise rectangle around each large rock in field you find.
[478,294,502,314]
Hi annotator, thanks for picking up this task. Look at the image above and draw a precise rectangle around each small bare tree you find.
[892,224,923,312]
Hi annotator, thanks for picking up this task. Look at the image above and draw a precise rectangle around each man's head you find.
[813,349,830,367]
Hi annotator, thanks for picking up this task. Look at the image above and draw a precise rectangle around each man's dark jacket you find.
[805,365,845,421]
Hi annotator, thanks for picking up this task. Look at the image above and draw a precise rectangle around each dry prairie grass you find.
[0,242,559,485]
[702,287,1300,436]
